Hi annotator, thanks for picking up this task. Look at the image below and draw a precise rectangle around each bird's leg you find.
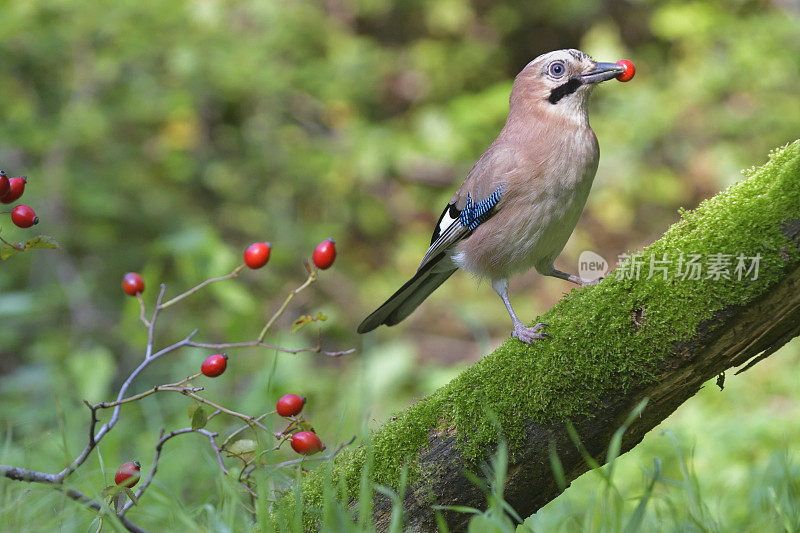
[548,267,601,287]
[491,278,550,344]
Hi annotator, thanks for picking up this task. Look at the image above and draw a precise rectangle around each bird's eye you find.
[549,62,565,77]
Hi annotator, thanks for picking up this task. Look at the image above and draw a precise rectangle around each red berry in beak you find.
[616,59,635,82]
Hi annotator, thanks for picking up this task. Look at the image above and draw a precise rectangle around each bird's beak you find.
[580,62,625,84]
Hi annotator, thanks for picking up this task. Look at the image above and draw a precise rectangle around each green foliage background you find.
[0,0,798,530]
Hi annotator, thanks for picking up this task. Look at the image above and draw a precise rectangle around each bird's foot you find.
[512,322,551,344]
[568,274,603,287]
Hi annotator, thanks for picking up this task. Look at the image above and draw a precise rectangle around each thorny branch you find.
[268,435,358,470]
[118,427,228,516]
[159,265,245,310]
[0,261,354,532]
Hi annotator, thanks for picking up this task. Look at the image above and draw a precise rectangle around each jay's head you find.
[511,49,625,121]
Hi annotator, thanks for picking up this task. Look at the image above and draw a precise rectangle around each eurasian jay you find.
[358,49,626,343]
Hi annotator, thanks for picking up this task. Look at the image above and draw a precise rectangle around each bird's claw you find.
[512,322,551,344]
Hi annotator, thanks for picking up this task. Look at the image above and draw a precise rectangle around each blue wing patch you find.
[459,185,503,231]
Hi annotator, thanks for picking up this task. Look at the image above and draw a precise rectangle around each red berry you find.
[1,176,27,204]
[312,239,336,270]
[114,461,141,487]
[290,431,324,456]
[0,171,9,198]
[121,272,145,296]
[201,353,228,377]
[616,59,635,82]
[10,205,38,228]
[276,394,306,417]
[244,242,271,269]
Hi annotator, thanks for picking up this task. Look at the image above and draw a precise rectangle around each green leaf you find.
[606,398,649,482]
[101,485,120,498]
[467,513,510,533]
[0,235,59,260]
[623,457,661,533]
[191,405,207,429]
[24,235,59,251]
[548,439,567,490]
[315,312,328,322]
[124,487,138,505]
[566,421,604,478]
[433,505,480,514]
[0,244,22,260]
[290,314,313,333]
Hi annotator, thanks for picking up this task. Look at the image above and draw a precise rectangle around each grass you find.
[1,339,799,532]
[277,337,800,532]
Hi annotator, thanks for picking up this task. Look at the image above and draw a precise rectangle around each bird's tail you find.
[357,257,456,334]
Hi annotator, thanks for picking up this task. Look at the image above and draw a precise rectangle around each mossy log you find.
[295,140,800,531]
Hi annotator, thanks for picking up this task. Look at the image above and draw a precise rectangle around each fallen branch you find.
[293,140,800,531]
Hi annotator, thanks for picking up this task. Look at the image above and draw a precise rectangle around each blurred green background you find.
[1,0,799,530]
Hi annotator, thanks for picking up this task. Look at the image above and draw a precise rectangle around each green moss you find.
[282,139,800,515]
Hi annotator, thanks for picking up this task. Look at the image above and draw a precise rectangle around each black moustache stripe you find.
[548,78,582,104]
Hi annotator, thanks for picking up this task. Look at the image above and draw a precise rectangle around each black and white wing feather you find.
[357,185,504,334]
[417,185,504,271]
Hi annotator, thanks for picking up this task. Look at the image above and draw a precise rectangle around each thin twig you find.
[0,469,147,533]
[136,293,149,327]
[0,263,347,522]
[82,400,99,447]
[145,284,167,359]
[239,434,356,482]
[0,235,24,251]
[119,427,228,516]
[178,390,270,434]
[161,267,353,358]
[56,486,148,533]
[159,265,245,310]
[221,412,273,449]
[0,465,59,484]
[257,271,317,341]
[186,338,354,357]
[56,329,199,481]
[93,373,202,409]
[270,435,357,469]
